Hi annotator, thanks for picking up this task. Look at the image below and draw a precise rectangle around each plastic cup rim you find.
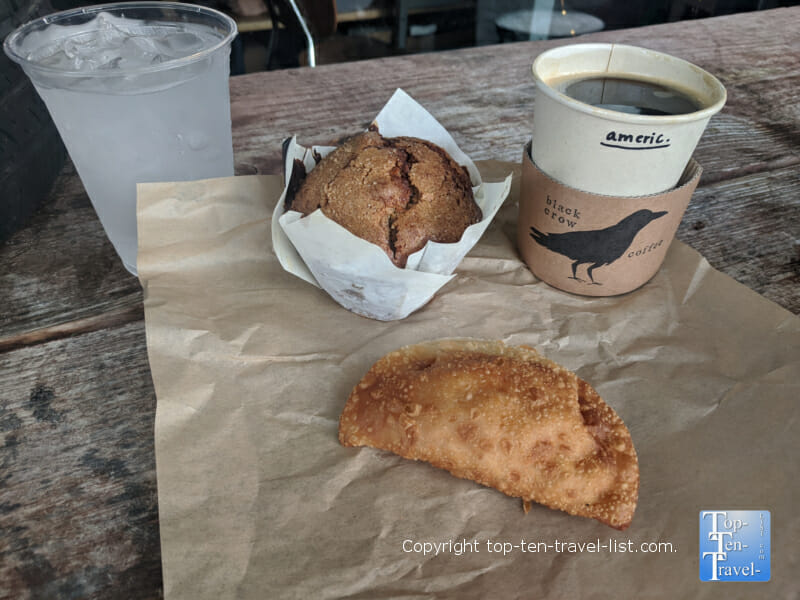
[3,1,238,79]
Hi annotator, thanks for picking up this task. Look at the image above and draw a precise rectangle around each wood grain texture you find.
[677,166,800,312]
[0,322,160,600]
[0,162,143,340]
[0,304,144,354]
[0,9,797,600]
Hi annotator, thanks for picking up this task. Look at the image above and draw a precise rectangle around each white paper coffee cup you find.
[531,43,726,196]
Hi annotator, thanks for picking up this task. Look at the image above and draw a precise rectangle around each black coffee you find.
[560,76,702,116]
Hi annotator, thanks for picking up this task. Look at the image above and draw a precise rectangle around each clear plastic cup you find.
[4,2,238,275]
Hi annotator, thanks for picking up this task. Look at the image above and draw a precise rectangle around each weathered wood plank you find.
[0,304,144,354]
[0,162,143,340]
[0,321,160,600]
[677,166,800,313]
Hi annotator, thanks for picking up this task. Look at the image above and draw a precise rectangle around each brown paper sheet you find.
[138,163,799,599]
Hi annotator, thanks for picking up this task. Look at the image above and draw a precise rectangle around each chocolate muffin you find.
[288,131,481,268]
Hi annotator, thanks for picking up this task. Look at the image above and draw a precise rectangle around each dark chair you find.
[261,0,393,68]
[263,0,337,67]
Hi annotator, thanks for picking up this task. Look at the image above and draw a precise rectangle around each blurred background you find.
[211,0,797,73]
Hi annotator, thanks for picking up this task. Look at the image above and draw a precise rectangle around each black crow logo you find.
[529,209,668,285]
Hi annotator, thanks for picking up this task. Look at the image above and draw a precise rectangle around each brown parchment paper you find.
[137,163,800,600]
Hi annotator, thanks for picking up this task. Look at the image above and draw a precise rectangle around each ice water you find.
[6,8,236,275]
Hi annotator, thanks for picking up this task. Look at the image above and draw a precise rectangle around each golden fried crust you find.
[338,339,639,530]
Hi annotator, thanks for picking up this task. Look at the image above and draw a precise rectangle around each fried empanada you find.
[338,339,639,530]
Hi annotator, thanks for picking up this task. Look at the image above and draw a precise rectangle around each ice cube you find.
[117,34,161,68]
[153,31,207,59]
[22,14,220,73]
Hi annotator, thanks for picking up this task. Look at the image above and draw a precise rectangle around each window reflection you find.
[221,0,793,73]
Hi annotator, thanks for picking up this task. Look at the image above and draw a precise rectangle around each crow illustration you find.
[529,209,668,285]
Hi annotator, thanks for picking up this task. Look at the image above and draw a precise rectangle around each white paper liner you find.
[271,88,512,321]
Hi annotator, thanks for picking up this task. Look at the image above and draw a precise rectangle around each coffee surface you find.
[558,76,702,116]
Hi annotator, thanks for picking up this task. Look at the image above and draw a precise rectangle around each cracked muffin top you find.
[288,130,481,268]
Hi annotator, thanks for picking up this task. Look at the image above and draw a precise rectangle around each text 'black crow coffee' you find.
[557,76,703,116]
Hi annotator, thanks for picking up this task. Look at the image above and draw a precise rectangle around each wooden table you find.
[1,8,797,598]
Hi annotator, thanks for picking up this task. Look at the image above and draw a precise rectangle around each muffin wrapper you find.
[271,88,512,321]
